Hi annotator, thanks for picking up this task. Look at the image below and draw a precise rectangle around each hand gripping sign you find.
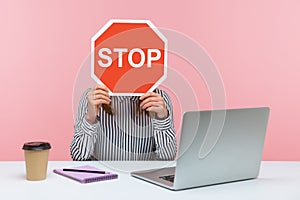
[91,19,167,95]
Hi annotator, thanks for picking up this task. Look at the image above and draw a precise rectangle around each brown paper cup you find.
[22,142,51,181]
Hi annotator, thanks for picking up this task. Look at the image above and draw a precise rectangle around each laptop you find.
[131,107,270,190]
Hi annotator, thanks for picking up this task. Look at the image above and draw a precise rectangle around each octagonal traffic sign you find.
[91,19,167,95]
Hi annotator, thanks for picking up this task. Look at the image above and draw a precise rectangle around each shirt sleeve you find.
[152,89,177,160]
[70,88,100,161]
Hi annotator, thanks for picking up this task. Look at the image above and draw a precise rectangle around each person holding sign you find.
[70,85,177,161]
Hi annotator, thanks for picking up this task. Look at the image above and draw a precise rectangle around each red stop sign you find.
[91,19,167,95]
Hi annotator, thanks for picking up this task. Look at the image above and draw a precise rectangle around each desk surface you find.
[1,161,300,200]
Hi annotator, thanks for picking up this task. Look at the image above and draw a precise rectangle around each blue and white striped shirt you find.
[70,88,177,161]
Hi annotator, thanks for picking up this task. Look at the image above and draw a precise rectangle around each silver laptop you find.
[131,107,270,190]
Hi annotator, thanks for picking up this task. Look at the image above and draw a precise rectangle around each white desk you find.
[1,161,300,200]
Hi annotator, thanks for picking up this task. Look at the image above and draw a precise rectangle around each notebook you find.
[53,165,118,184]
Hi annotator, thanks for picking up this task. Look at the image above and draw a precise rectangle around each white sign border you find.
[91,19,168,96]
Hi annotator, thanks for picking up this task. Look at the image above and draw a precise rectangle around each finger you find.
[94,86,109,93]
[93,89,110,99]
[88,92,110,101]
[140,97,161,108]
[88,87,109,98]
[93,99,111,105]
[94,94,111,102]
[139,92,159,101]
[87,91,111,103]
[141,101,162,110]
[94,84,109,92]
[139,93,162,107]
[91,87,110,99]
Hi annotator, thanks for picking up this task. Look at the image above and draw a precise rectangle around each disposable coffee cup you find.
[22,142,51,181]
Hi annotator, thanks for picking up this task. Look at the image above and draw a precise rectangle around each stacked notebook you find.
[53,165,118,184]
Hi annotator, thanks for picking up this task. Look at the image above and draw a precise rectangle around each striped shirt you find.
[70,88,177,161]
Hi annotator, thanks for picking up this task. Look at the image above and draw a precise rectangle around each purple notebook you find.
[53,165,118,184]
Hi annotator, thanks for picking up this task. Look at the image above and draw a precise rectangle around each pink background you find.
[0,0,299,161]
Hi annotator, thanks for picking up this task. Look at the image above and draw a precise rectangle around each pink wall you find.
[0,0,299,161]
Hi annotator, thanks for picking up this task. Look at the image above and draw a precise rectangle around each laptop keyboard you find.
[159,174,175,183]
